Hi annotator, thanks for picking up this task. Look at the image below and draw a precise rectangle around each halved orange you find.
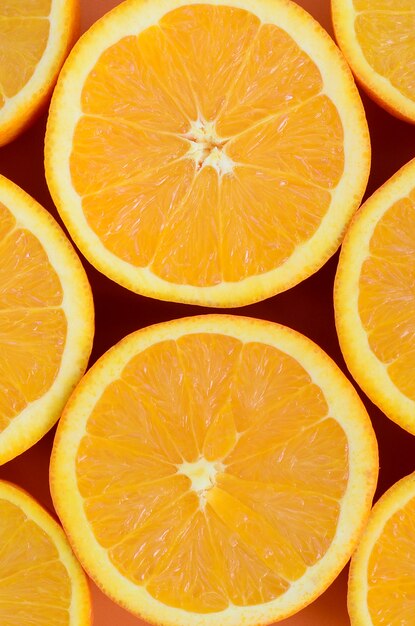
[45,0,370,307]
[0,0,79,146]
[0,174,93,464]
[335,158,415,434]
[50,314,378,625]
[332,0,415,123]
[0,479,91,625]
[348,471,415,625]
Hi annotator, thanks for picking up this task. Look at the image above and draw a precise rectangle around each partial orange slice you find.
[332,0,415,123]
[0,0,79,146]
[0,175,93,464]
[0,479,91,625]
[45,0,370,306]
[335,158,415,434]
[348,472,415,625]
[50,315,378,625]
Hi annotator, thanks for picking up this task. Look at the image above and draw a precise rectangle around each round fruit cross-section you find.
[50,315,378,625]
[335,157,415,434]
[0,174,93,464]
[0,480,91,625]
[349,472,415,625]
[45,0,370,306]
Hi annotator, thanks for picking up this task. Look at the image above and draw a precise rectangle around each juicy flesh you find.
[0,0,51,103]
[353,0,415,102]
[367,496,415,625]
[71,4,344,287]
[358,190,415,399]
[0,498,71,625]
[76,333,349,613]
[0,202,67,431]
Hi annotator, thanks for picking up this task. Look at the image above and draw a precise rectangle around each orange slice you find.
[0,0,79,146]
[0,174,93,464]
[335,158,415,434]
[348,472,415,625]
[332,0,415,123]
[50,314,378,625]
[0,479,91,625]
[45,0,370,307]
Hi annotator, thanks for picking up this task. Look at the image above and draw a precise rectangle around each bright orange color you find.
[335,158,415,434]
[0,0,79,146]
[0,480,91,625]
[78,335,345,611]
[0,175,93,465]
[348,472,415,626]
[69,9,342,285]
[358,194,415,401]
[332,0,415,123]
[50,315,378,626]
[46,0,370,306]
[0,202,66,427]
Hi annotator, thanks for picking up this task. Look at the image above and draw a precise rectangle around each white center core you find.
[185,119,234,176]
[177,458,223,508]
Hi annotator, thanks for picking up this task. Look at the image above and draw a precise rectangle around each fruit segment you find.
[80,35,189,134]
[216,23,323,138]
[355,11,415,102]
[0,226,63,308]
[220,168,331,281]
[0,16,50,100]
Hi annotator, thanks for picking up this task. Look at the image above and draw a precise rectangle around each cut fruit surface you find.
[0,480,91,626]
[0,0,79,146]
[0,174,93,464]
[348,471,415,626]
[45,0,370,306]
[335,158,415,434]
[332,0,415,123]
[50,314,378,625]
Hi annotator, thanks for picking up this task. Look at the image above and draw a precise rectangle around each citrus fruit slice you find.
[0,174,93,465]
[348,471,415,625]
[0,479,91,625]
[50,314,378,625]
[335,158,415,434]
[332,0,415,123]
[45,0,370,307]
[0,0,79,146]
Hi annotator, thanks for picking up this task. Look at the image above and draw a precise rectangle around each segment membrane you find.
[355,12,415,101]
[216,23,323,137]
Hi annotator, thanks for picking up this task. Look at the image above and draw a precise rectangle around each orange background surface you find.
[1,0,415,624]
